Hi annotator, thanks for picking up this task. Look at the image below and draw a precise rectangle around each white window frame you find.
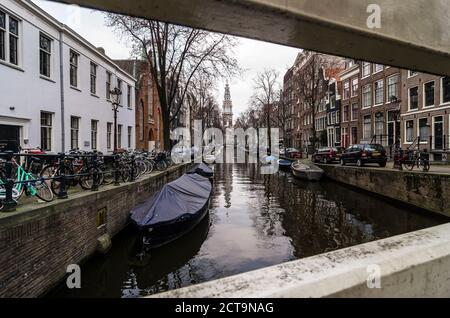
[39,32,53,79]
[362,62,371,78]
[69,49,79,88]
[0,11,22,68]
[373,64,383,73]
[423,80,435,109]
[408,86,419,111]
[362,84,372,109]
[440,77,450,106]
[351,78,358,97]
[373,79,384,106]
[405,120,414,144]
[408,70,418,78]
[417,117,429,144]
[343,81,350,100]
[386,74,399,103]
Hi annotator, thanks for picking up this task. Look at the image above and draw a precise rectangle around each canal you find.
[48,163,447,298]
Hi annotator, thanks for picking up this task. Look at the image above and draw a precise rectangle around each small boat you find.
[291,161,324,181]
[277,159,293,171]
[130,173,212,249]
[187,162,214,179]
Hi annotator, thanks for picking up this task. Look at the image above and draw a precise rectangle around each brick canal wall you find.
[320,165,450,217]
[0,164,192,297]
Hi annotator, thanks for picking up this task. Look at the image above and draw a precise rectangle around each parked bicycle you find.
[393,149,430,172]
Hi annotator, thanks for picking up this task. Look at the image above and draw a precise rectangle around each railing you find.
[0,150,168,212]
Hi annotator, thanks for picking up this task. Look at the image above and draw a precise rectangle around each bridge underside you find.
[56,0,450,76]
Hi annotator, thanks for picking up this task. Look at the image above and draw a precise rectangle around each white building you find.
[0,0,136,153]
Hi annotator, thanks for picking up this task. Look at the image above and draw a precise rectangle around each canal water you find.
[48,163,447,298]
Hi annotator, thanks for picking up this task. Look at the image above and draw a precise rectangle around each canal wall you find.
[319,165,450,217]
[152,222,450,298]
[0,164,192,298]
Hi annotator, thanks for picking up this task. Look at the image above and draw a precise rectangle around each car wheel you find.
[357,159,364,167]
[340,159,346,166]
[379,161,387,168]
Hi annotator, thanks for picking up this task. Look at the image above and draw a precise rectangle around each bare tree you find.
[105,15,240,149]
[295,51,344,151]
[274,89,291,154]
[250,69,280,152]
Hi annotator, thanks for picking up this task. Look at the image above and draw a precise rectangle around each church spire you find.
[222,81,233,128]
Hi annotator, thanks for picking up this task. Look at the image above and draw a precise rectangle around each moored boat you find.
[130,173,212,249]
[277,159,293,171]
[291,161,324,181]
[187,162,214,179]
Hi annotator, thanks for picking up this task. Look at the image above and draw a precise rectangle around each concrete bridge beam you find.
[55,0,450,76]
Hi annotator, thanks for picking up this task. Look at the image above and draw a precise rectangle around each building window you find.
[409,70,418,77]
[362,85,372,108]
[374,113,384,136]
[90,62,97,94]
[106,71,111,100]
[409,86,419,110]
[107,122,112,149]
[343,105,349,122]
[91,120,98,150]
[0,11,5,61]
[70,116,79,150]
[442,77,450,104]
[70,50,79,87]
[117,124,122,148]
[387,74,399,100]
[40,112,52,151]
[374,80,384,105]
[351,103,358,121]
[9,16,19,65]
[343,81,350,99]
[374,64,383,73]
[127,85,132,108]
[39,34,53,78]
[362,62,371,77]
[419,118,429,142]
[117,79,123,105]
[351,78,358,97]
[140,100,145,140]
[406,120,414,142]
[424,81,435,107]
[351,127,358,145]
[128,126,132,148]
[363,115,372,140]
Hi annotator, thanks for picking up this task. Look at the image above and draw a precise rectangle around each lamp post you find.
[110,87,122,153]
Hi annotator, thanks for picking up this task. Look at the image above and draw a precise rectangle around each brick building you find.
[400,71,450,161]
[114,59,164,151]
[358,62,401,154]
[282,67,295,147]
[338,60,360,149]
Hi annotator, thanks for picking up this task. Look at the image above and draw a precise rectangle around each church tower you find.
[222,81,233,128]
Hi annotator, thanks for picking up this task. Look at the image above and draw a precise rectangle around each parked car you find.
[312,147,343,164]
[282,148,302,159]
[340,144,387,167]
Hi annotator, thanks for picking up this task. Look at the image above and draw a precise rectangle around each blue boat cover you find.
[187,162,214,178]
[130,173,212,228]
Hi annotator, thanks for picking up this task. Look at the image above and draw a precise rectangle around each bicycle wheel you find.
[102,164,115,185]
[403,160,415,171]
[80,167,102,190]
[33,177,54,202]
[419,159,430,172]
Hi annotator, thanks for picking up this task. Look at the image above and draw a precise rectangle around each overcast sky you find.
[34,0,300,118]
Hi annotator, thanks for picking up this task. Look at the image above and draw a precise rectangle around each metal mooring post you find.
[57,152,68,199]
[91,153,99,192]
[2,151,17,212]
[130,154,136,182]
[114,154,120,186]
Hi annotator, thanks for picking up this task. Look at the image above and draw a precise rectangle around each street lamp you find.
[110,87,122,153]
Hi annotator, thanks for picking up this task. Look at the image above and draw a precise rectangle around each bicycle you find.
[0,158,54,209]
[394,149,430,172]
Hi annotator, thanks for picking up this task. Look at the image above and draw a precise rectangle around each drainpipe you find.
[59,30,65,152]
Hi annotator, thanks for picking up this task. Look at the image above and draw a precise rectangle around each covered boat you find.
[291,161,324,181]
[130,173,212,248]
[187,162,214,179]
[277,159,293,171]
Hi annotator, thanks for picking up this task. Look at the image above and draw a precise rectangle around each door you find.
[434,116,444,150]
[0,124,20,152]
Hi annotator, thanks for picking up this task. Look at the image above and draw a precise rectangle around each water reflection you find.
[49,163,446,298]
